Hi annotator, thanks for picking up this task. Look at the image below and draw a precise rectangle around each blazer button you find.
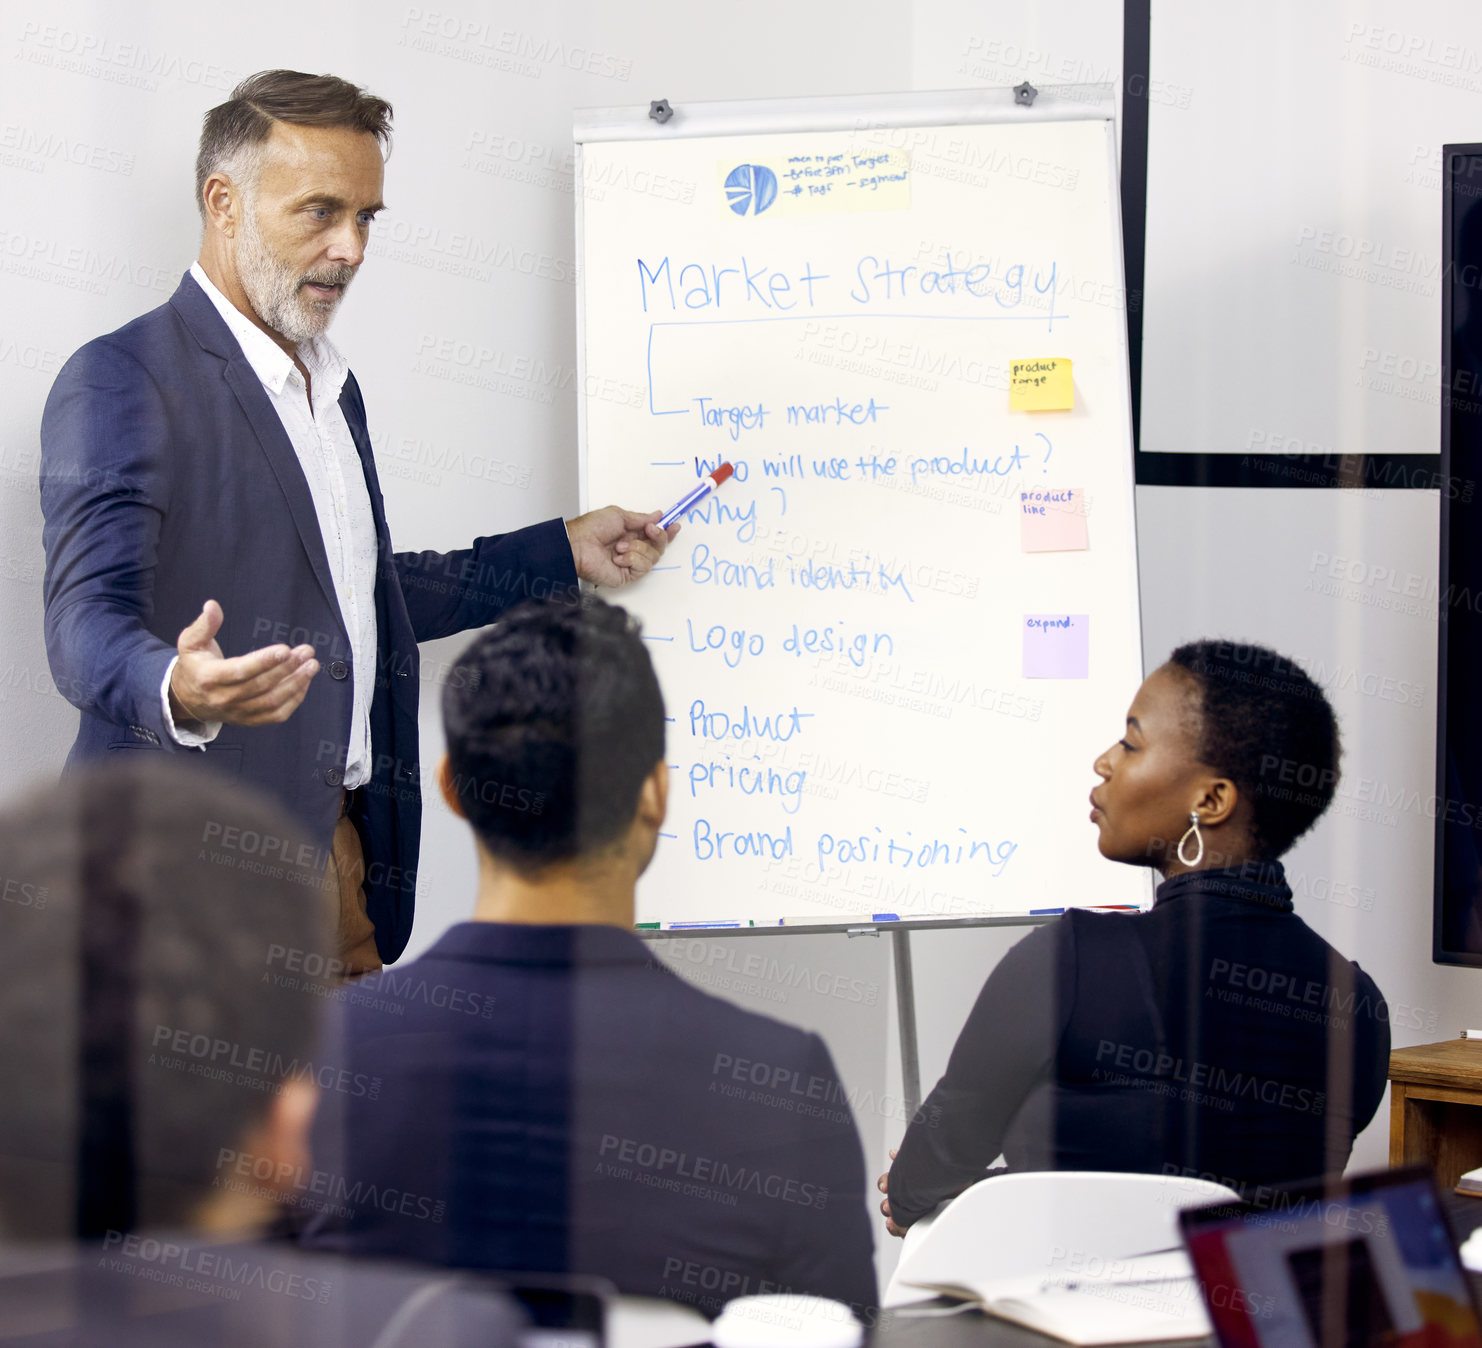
[324,767,343,787]
[329,660,350,680]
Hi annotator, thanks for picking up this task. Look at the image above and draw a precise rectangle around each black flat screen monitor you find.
[1435,143,1482,965]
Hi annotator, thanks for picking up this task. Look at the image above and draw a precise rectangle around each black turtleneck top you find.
[887,863,1390,1228]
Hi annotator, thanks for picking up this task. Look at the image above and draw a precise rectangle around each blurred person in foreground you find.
[303,596,878,1320]
[881,640,1391,1234]
[0,759,531,1344]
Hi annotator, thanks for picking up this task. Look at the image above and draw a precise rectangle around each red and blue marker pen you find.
[658,462,734,529]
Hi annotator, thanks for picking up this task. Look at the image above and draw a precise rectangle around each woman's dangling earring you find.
[1177,810,1204,867]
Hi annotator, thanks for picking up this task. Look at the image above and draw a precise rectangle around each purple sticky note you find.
[1023,614,1090,679]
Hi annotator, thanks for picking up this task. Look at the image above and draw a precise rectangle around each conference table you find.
[856,1189,1482,1348]
[868,1307,1205,1348]
[642,1189,1482,1348]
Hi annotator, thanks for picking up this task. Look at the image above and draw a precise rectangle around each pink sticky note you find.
[1020,488,1089,552]
[1023,615,1090,679]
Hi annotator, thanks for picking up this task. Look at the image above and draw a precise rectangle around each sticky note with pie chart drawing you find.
[1023,615,1091,678]
[1010,357,1074,411]
[1020,488,1089,551]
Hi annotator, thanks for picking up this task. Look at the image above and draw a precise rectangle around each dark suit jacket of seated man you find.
[302,598,878,1319]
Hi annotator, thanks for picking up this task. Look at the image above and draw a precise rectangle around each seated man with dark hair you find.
[0,759,536,1344]
[304,596,877,1318]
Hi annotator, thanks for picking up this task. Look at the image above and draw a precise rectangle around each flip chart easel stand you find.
[892,928,921,1116]
[641,914,1059,1120]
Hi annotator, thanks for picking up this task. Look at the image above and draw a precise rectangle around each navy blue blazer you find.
[39,273,579,962]
[303,924,879,1319]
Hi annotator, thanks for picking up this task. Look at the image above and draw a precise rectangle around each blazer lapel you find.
[338,374,411,693]
[338,372,398,595]
[170,273,342,623]
[220,360,341,619]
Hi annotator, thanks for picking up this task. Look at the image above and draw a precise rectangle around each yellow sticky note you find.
[1010,358,1073,412]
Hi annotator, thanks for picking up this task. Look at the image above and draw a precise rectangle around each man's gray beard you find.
[236,205,353,345]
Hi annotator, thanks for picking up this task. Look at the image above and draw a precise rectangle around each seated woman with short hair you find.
[881,640,1390,1234]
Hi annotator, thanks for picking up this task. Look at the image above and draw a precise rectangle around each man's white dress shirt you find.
[160,264,377,789]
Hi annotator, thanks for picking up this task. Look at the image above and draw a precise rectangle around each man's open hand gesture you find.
[169,600,320,727]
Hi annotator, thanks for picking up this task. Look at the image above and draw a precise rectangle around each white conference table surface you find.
[655,1192,1482,1348]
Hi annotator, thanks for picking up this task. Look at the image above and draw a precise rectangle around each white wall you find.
[3,0,1480,1298]
[1142,0,1482,460]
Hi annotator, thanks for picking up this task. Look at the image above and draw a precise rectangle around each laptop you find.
[1180,1166,1482,1348]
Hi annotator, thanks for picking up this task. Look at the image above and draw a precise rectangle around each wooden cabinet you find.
[1389,1041,1482,1190]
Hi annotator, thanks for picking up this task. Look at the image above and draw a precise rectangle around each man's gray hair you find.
[195,69,393,217]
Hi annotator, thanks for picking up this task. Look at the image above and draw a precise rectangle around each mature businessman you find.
[39,70,673,973]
